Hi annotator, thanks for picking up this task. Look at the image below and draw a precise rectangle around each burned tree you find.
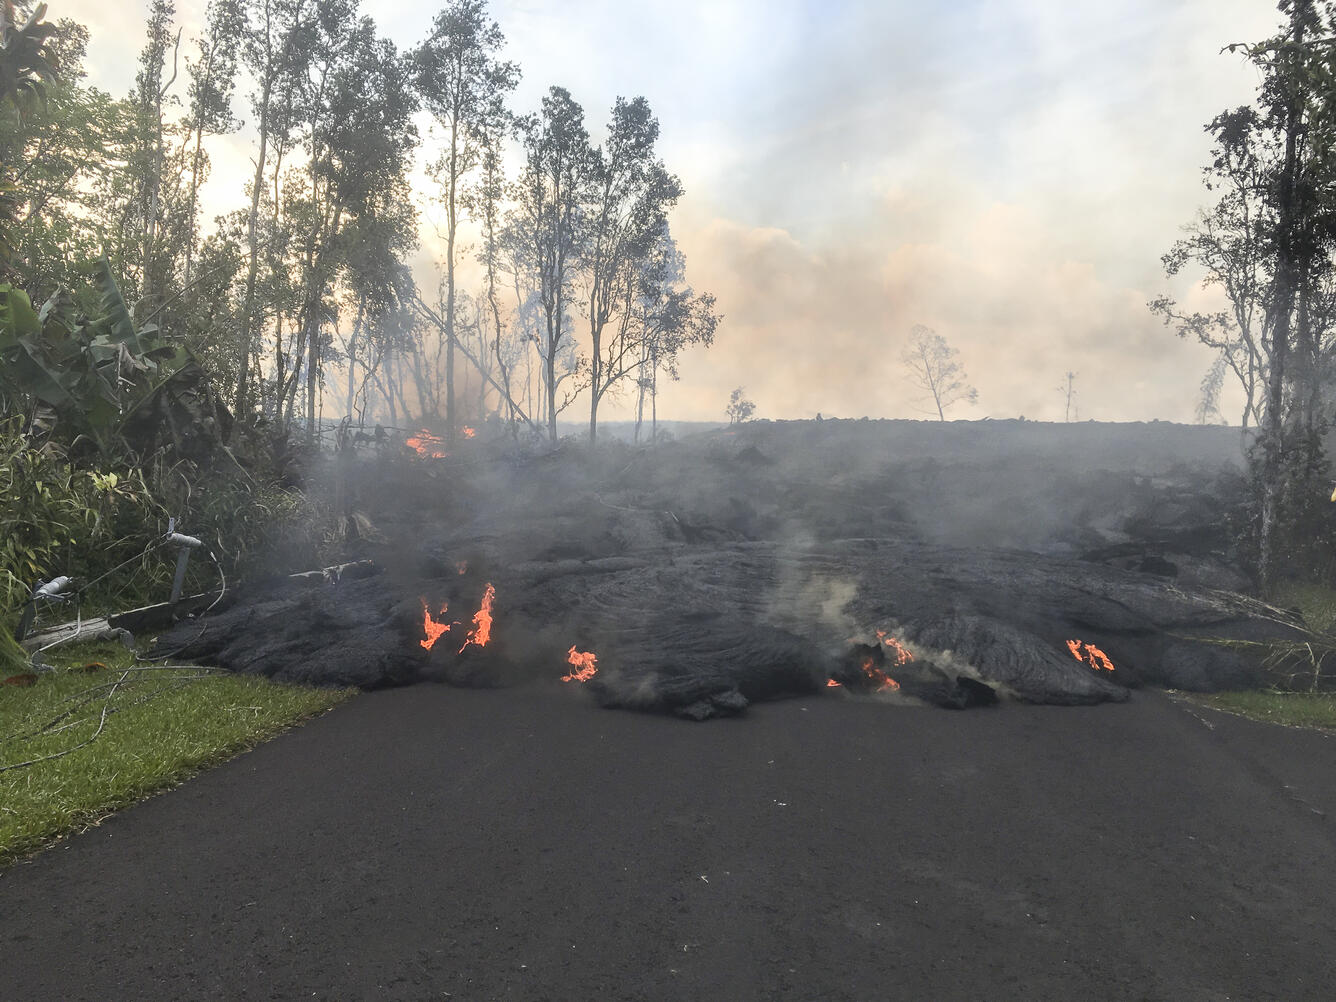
[901,324,977,421]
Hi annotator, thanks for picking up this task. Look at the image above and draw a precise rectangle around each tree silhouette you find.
[901,324,977,421]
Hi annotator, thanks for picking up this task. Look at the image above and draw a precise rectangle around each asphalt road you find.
[3,686,1336,1001]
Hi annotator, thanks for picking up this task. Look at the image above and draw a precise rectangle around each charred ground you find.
[154,419,1300,717]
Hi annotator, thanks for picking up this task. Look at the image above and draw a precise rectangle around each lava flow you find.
[562,646,598,682]
[420,599,450,651]
[860,654,901,692]
[1067,639,1115,671]
[459,583,497,653]
[877,629,914,666]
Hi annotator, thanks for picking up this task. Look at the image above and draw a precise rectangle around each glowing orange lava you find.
[406,430,447,458]
[420,599,450,650]
[459,583,496,653]
[877,630,915,666]
[562,645,598,682]
[1067,638,1115,671]
[860,654,901,693]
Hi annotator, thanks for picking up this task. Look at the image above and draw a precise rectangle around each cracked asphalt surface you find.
[3,686,1336,1000]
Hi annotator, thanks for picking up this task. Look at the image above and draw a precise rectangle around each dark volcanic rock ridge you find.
[151,420,1298,717]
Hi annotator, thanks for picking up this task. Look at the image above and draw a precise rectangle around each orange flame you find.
[562,645,598,682]
[459,583,496,653]
[1067,638,1115,671]
[859,654,900,693]
[420,599,450,650]
[877,630,915,666]
[826,678,842,688]
[406,430,447,458]
[462,426,476,439]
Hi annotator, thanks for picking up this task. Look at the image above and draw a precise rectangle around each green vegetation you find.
[1152,3,1336,587]
[0,639,352,868]
[1274,580,1336,634]
[1194,690,1336,731]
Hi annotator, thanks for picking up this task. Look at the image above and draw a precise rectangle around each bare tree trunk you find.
[1258,11,1306,588]
[235,71,273,430]
[346,300,365,423]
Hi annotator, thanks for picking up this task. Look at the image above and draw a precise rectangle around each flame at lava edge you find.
[1067,638,1115,671]
[459,583,496,653]
[419,599,450,651]
[562,645,598,683]
[860,629,910,691]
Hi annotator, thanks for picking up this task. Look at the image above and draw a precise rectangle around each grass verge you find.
[1191,690,1336,731]
[0,639,353,869]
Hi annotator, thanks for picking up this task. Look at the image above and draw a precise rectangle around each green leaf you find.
[88,257,145,356]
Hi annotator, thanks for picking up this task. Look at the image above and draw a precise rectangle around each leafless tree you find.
[901,324,977,421]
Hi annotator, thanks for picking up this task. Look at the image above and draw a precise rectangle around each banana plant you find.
[0,2,57,109]
[1,1,58,274]
[0,257,188,455]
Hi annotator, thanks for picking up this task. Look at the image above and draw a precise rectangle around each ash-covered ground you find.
[155,419,1300,717]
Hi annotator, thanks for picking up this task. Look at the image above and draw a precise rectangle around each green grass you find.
[1181,582,1336,727]
[1194,689,1336,730]
[1272,580,1336,634]
[0,639,353,868]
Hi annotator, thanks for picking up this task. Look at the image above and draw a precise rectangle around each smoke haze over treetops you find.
[65,0,1279,423]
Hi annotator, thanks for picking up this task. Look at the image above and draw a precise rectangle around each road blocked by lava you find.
[149,424,1304,719]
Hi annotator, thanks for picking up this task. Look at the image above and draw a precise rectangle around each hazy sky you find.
[62,0,1283,423]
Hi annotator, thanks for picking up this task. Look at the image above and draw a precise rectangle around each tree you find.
[286,7,419,443]
[126,0,182,312]
[232,0,320,427]
[901,324,977,421]
[630,228,718,443]
[1196,356,1227,425]
[0,0,59,277]
[512,85,591,443]
[1059,370,1077,422]
[1150,106,1273,432]
[580,96,682,445]
[726,386,754,424]
[2,12,133,298]
[1156,1,1336,585]
[462,98,537,435]
[181,0,245,288]
[412,0,517,446]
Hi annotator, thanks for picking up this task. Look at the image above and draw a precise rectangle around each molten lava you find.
[1067,638,1115,672]
[562,645,598,683]
[859,654,901,693]
[420,599,450,651]
[459,583,496,653]
[406,430,447,458]
[877,630,915,666]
